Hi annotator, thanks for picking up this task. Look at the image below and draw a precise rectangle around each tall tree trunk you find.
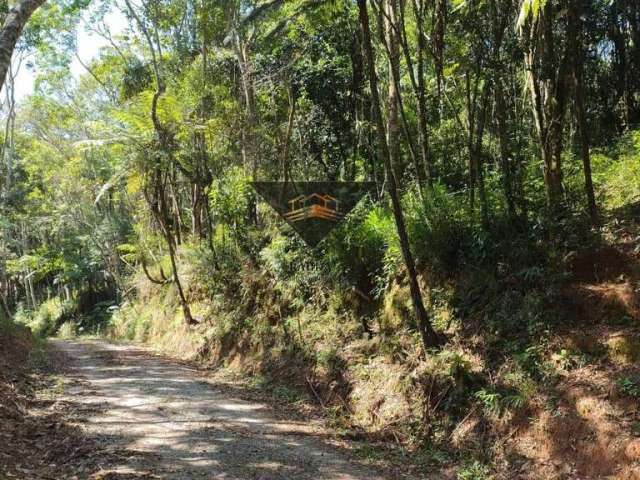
[494,78,516,217]
[358,0,440,351]
[191,182,205,238]
[0,0,45,92]
[349,28,365,181]
[2,59,16,196]
[26,272,36,309]
[522,8,567,207]
[168,165,183,245]
[396,0,431,186]
[464,71,477,212]
[153,171,196,326]
[235,38,259,225]
[462,71,490,224]
[413,0,432,185]
[610,2,635,128]
[384,0,404,183]
[125,0,195,326]
[488,0,514,217]
[629,1,640,125]
[281,86,296,186]
[474,84,490,228]
[567,1,597,223]
[432,0,446,117]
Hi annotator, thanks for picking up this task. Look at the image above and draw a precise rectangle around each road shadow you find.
[47,339,396,480]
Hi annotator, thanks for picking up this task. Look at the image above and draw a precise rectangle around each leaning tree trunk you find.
[357,0,440,351]
[0,0,46,92]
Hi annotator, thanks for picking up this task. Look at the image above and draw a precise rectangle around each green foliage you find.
[57,321,76,339]
[616,376,640,399]
[323,200,392,288]
[405,185,473,272]
[592,130,640,210]
[435,349,473,382]
[475,388,502,415]
[15,298,67,338]
[120,58,154,101]
[475,383,530,417]
[457,460,493,480]
[1,1,640,476]
[208,167,253,230]
[517,0,549,28]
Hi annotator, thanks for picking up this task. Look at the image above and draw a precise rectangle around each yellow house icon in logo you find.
[284,193,344,222]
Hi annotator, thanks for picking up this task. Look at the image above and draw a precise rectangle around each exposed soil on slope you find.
[505,231,640,479]
[0,323,32,423]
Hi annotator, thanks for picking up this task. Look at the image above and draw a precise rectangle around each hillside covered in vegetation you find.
[0,0,640,478]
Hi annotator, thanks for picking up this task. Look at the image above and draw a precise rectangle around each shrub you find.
[405,184,473,273]
[592,130,640,210]
[15,298,68,338]
[457,460,493,480]
[617,376,640,399]
[57,321,76,339]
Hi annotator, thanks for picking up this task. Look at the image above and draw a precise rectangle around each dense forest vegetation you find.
[1,0,640,478]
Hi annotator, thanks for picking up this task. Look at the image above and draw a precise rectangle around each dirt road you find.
[49,339,392,480]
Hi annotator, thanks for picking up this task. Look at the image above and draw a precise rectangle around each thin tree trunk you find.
[235,38,259,224]
[358,0,440,351]
[27,271,36,309]
[523,10,566,207]
[464,72,477,212]
[156,174,196,325]
[494,78,516,217]
[432,0,446,117]
[2,59,16,195]
[567,2,597,223]
[474,83,490,228]
[384,0,403,183]
[125,0,195,326]
[412,0,432,185]
[281,86,296,186]
[395,0,431,186]
[375,1,422,195]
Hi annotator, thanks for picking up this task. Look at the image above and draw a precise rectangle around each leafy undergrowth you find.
[101,204,640,479]
[104,132,640,478]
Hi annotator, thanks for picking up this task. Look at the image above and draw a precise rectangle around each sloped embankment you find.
[508,230,640,478]
[107,217,640,479]
[0,319,33,427]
